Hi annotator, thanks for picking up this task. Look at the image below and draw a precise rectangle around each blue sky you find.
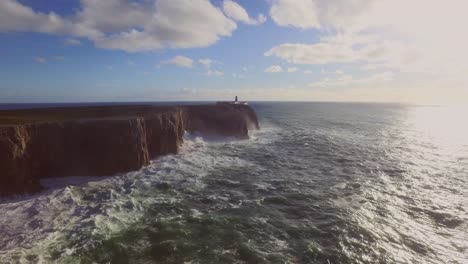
[1,0,467,103]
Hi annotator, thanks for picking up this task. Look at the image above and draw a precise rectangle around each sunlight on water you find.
[0,103,467,263]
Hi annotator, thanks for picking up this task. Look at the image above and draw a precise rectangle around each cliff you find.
[0,104,259,196]
[184,104,259,139]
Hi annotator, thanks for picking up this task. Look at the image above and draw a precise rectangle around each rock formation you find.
[0,104,259,196]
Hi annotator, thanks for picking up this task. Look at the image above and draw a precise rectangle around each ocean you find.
[0,102,467,263]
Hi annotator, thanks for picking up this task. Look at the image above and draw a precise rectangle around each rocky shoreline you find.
[0,104,259,196]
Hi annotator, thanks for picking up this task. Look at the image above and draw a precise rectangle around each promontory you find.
[0,103,259,196]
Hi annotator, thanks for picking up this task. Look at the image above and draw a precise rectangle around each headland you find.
[0,103,259,196]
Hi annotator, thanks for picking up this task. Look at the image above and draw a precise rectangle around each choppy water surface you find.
[1,102,467,263]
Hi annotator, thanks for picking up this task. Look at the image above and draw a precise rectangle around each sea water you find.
[0,102,467,263]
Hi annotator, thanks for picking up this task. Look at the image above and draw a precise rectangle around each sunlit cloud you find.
[64,38,81,46]
[34,57,47,63]
[265,0,468,104]
[309,71,394,88]
[223,0,266,25]
[164,56,194,68]
[198,58,213,69]
[206,69,224,77]
[264,65,283,73]
[0,0,238,52]
[270,0,320,29]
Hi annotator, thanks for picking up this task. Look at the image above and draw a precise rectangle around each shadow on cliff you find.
[0,104,260,197]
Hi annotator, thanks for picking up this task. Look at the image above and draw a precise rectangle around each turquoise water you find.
[1,102,467,263]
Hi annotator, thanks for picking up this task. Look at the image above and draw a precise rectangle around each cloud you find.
[33,56,64,63]
[164,55,194,68]
[223,0,266,25]
[267,0,468,76]
[304,70,313,74]
[265,42,356,65]
[0,0,66,33]
[198,58,223,76]
[264,65,283,73]
[34,57,47,63]
[206,69,224,77]
[309,71,394,88]
[198,58,213,69]
[287,67,298,73]
[268,0,386,31]
[360,64,379,71]
[94,0,237,52]
[0,0,238,52]
[269,0,320,29]
[64,38,81,46]
[0,0,100,38]
[264,34,428,74]
[232,73,246,79]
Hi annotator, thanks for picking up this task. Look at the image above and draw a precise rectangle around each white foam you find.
[0,130,266,262]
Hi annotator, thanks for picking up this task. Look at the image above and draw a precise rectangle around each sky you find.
[1,0,468,104]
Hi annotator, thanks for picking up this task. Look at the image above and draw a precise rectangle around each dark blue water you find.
[1,102,467,263]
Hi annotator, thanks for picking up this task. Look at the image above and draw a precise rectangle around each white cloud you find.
[164,55,194,68]
[206,69,224,77]
[309,71,394,88]
[264,65,283,73]
[361,64,376,71]
[34,57,47,63]
[0,0,238,52]
[264,34,430,74]
[265,42,355,65]
[268,0,393,31]
[198,58,213,69]
[64,38,81,46]
[304,70,313,74]
[95,0,237,52]
[0,0,66,33]
[267,0,468,76]
[270,0,320,29]
[0,0,100,38]
[199,58,224,76]
[287,67,298,73]
[232,73,246,79]
[223,0,266,25]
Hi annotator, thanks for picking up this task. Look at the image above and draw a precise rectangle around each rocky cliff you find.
[0,104,259,196]
[184,104,259,139]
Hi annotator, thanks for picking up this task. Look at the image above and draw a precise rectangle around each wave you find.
[0,130,270,262]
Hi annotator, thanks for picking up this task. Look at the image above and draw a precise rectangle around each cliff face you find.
[0,104,258,196]
[184,104,260,139]
[0,126,38,195]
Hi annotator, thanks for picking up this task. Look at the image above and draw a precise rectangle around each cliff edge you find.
[0,104,259,196]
